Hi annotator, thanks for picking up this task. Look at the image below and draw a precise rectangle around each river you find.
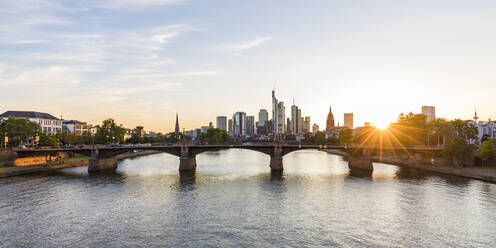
[1,149,495,247]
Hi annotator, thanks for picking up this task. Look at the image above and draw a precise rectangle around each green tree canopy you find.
[476,139,496,166]
[443,137,474,166]
[0,116,41,146]
[95,119,125,144]
[38,134,60,147]
[338,127,353,144]
[198,128,231,144]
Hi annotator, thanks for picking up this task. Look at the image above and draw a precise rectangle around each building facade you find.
[258,109,268,127]
[312,123,319,133]
[343,113,353,129]
[272,90,286,135]
[233,112,247,136]
[469,119,496,145]
[302,116,311,133]
[291,103,300,135]
[246,116,255,136]
[0,111,62,135]
[62,120,90,135]
[228,119,233,135]
[216,116,227,131]
[421,106,436,122]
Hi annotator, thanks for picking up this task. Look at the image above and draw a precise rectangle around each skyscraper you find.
[326,106,335,132]
[272,90,285,135]
[344,113,353,129]
[258,109,268,127]
[233,112,246,136]
[246,116,255,136]
[286,118,292,134]
[216,116,227,131]
[272,90,279,135]
[175,112,180,134]
[421,106,436,122]
[291,100,300,135]
[228,119,233,135]
[277,102,286,134]
[303,116,311,133]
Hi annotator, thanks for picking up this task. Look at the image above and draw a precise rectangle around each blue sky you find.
[1,0,495,132]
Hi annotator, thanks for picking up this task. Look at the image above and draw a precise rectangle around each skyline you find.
[1,0,496,132]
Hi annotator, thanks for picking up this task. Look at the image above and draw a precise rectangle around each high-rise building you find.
[175,112,180,134]
[272,91,285,136]
[303,116,311,133]
[297,109,303,134]
[344,113,353,129]
[312,123,319,133]
[246,116,255,136]
[286,118,293,134]
[325,106,335,132]
[209,122,214,129]
[216,116,227,131]
[258,109,268,127]
[228,119,233,135]
[277,102,285,134]
[421,106,436,122]
[291,101,301,135]
[272,90,286,135]
[272,90,279,135]
[233,112,247,136]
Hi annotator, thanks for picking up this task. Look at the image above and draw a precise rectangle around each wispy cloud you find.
[213,36,272,53]
[98,0,185,10]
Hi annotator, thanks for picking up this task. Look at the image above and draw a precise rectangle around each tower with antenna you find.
[473,109,479,122]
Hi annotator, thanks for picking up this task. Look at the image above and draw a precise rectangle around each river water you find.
[1,149,496,247]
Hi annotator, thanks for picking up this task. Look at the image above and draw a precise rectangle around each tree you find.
[338,127,353,144]
[0,116,41,146]
[313,131,326,143]
[443,137,474,166]
[95,119,126,144]
[476,139,496,166]
[198,128,231,144]
[390,112,428,145]
[429,118,452,146]
[38,134,60,147]
[450,119,478,140]
[126,133,144,144]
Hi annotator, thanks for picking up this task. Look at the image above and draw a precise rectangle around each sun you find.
[374,121,390,130]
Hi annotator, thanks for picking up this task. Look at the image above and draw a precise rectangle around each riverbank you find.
[0,150,161,178]
[325,149,496,183]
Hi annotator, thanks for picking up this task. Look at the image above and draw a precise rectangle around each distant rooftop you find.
[0,111,59,120]
[63,120,87,125]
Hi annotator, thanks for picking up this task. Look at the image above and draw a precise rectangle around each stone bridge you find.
[11,143,442,173]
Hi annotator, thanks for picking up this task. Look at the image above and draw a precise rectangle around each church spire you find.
[175,112,180,134]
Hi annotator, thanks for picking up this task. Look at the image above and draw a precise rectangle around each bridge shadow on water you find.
[179,170,196,186]
[394,166,471,187]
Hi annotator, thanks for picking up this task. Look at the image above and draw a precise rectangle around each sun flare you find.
[374,121,390,130]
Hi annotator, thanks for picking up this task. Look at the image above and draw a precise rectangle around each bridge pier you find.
[88,156,118,172]
[88,148,117,172]
[179,156,196,171]
[348,153,373,171]
[179,145,196,171]
[270,145,284,171]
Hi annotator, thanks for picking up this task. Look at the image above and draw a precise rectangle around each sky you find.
[1,0,495,133]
